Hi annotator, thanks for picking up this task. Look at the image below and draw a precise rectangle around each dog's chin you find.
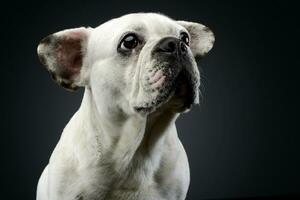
[134,70,198,115]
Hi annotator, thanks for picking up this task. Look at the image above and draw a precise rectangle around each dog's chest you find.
[68,156,184,200]
[73,168,170,200]
[77,186,166,200]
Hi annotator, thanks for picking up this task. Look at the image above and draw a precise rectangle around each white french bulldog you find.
[36,13,214,200]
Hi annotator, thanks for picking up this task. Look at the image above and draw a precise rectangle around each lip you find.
[134,69,196,114]
[173,70,195,109]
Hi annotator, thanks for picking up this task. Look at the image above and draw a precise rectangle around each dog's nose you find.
[156,37,187,56]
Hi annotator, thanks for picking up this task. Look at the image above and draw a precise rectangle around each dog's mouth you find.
[134,69,197,114]
[172,70,196,109]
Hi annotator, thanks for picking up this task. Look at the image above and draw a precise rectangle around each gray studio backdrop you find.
[2,0,299,200]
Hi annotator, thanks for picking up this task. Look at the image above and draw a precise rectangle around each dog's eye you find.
[180,32,189,46]
[120,33,139,50]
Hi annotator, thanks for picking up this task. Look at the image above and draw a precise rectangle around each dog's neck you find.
[64,88,179,175]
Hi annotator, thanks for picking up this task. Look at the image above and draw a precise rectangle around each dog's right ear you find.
[177,21,215,59]
[37,27,91,91]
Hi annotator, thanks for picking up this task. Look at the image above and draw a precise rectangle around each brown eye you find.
[180,32,189,46]
[120,33,139,50]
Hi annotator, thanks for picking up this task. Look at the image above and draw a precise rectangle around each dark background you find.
[1,0,299,199]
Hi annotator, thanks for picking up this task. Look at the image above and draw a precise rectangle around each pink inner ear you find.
[55,29,87,80]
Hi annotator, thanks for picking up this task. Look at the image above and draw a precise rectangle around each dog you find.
[36,13,214,200]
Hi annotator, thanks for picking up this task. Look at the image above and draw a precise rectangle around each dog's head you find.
[37,13,214,115]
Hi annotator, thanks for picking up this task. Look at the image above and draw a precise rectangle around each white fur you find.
[37,13,214,200]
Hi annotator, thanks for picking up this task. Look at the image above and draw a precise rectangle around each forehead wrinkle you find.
[124,24,147,35]
[128,24,146,32]
[144,16,180,38]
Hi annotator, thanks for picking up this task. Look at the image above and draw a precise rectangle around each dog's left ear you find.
[177,21,215,58]
[37,27,91,91]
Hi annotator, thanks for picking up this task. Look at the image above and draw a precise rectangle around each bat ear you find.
[37,27,91,91]
[177,21,215,58]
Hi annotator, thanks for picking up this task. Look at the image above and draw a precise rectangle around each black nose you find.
[156,37,187,56]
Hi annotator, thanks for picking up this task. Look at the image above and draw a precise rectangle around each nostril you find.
[156,37,189,56]
[159,41,176,53]
[167,41,176,53]
[180,42,187,54]
[157,38,179,53]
